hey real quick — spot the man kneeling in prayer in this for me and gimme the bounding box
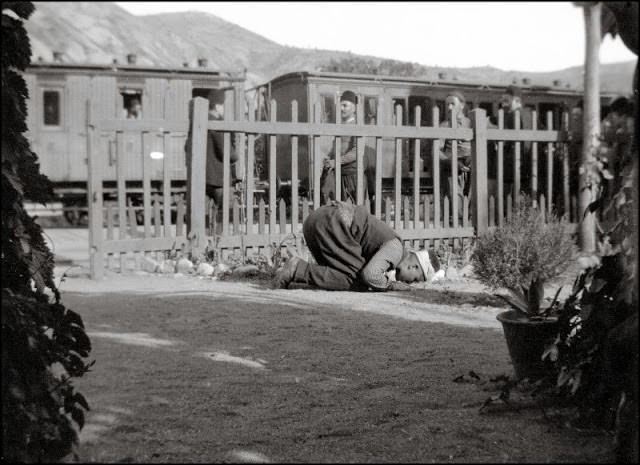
[274,201,443,291]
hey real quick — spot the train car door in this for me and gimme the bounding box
[66,75,91,182]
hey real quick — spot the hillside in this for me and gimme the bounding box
[25,1,635,93]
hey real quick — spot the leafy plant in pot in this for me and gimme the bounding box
[471,194,576,380]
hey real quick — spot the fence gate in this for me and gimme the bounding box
[88,97,577,279]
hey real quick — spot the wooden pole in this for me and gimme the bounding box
[579,2,601,252]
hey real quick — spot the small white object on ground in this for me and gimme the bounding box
[197,262,214,276]
[176,258,194,274]
[431,269,446,282]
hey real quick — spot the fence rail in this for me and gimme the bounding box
[87,97,576,279]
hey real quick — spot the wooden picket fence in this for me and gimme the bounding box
[87,97,577,279]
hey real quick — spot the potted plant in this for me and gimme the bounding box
[472,195,576,380]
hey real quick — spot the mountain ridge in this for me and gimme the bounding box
[25,2,635,94]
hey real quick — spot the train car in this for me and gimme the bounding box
[23,56,245,223]
[249,70,614,195]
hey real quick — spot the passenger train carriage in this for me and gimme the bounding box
[22,58,245,223]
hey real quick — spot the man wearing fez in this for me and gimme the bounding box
[496,85,531,195]
[438,91,472,209]
[185,90,238,209]
[321,90,372,205]
[274,200,442,291]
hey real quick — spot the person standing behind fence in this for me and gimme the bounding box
[497,86,532,198]
[437,91,472,217]
[321,90,371,205]
[185,90,238,208]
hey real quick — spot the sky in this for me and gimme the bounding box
[115,1,636,73]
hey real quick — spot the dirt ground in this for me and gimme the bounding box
[55,276,613,463]
[45,228,614,462]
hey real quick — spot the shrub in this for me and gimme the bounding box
[471,194,576,316]
[1,3,92,461]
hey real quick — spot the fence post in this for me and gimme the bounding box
[87,101,104,279]
[470,108,488,236]
[187,97,208,257]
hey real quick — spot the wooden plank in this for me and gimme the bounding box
[232,197,240,235]
[423,194,430,228]
[489,196,495,227]
[334,98,342,201]
[116,131,127,272]
[531,110,538,197]
[403,196,410,230]
[463,195,469,228]
[142,131,152,239]
[562,112,570,218]
[394,104,402,230]
[432,107,441,233]
[279,198,287,234]
[176,194,185,236]
[205,119,566,142]
[451,111,459,233]
[470,109,488,236]
[497,109,504,226]
[163,133,172,238]
[246,99,256,235]
[547,112,554,216]
[443,196,450,229]
[269,99,277,233]
[187,97,208,256]
[153,194,161,237]
[413,105,421,229]
[127,197,138,238]
[514,109,521,204]
[506,193,513,221]
[206,120,475,139]
[385,196,392,225]
[356,99,365,205]
[258,197,266,234]
[396,227,475,241]
[375,99,384,218]
[539,194,547,223]
[87,103,104,279]
[313,102,322,209]
[375,136,382,218]
[106,202,114,270]
[291,100,299,235]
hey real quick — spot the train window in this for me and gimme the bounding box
[391,98,407,125]
[192,88,210,99]
[120,89,143,119]
[363,96,378,125]
[320,94,335,123]
[43,89,61,127]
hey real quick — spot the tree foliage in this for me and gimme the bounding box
[318,56,430,77]
[1,3,93,462]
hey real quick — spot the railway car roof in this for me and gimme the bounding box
[26,61,245,81]
[260,70,611,98]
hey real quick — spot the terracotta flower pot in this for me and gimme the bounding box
[496,310,560,380]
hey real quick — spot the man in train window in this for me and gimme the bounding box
[321,90,373,206]
[438,91,472,215]
[273,200,443,291]
[126,98,142,120]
